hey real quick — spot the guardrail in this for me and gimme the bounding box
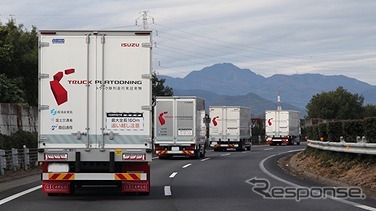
[0,148,38,176]
[307,138,376,155]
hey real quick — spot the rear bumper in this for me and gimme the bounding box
[156,150,195,156]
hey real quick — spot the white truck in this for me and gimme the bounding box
[154,96,207,159]
[265,110,301,145]
[38,30,153,195]
[209,106,252,151]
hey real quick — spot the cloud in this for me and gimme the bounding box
[1,0,375,85]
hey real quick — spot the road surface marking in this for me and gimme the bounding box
[169,172,178,178]
[164,186,172,196]
[264,148,273,151]
[182,164,192,169]
[247,149,376,211]
[152,156,159,160]
[0,185,41,206]
[221,153,231,157]
[201,158,210,162]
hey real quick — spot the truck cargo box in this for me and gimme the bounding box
[38,30,153,195]
[154,96,207,158]
[265,110,301,145]
[209,106,251,151]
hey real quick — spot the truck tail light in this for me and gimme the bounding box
[155,146,164,150]
[185,146,195,150]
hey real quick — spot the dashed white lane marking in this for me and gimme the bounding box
[201,158,210,162]
[152,157,159,160]
[221,153,231,157]
[182,164,192,169]
[264,148,274,151]
[0,185,41,206]
[164,186,172,196]
[169,172,178,178]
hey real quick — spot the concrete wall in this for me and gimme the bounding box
[0,103,38,135]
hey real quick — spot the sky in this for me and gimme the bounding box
[1,0,375,85]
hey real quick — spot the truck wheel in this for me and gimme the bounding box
[247,146,251,151]
[200,147,206,158]
[213,148,219,152]
[237,143,245,151]
[296,142,300,145]
[193,150,200,159]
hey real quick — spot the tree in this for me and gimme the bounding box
[306,86,364,120]
[0,19,38,105]
[152,72,173,96]
[363,104,376,118]
[0,73,25,103]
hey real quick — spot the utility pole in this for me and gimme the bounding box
[135,11,154,30]
[277,90,282,111]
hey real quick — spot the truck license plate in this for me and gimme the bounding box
[172,147,179,151]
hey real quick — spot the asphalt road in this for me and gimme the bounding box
[0,143,375,211]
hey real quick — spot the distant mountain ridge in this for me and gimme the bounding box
[161,63,376,116]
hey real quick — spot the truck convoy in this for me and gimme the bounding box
[209,106,252,151]
[38,30,153,195]
[154,96,207,159]
[265,110,301,145]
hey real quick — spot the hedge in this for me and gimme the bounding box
[306,117,376,143]
[0,130,37,150]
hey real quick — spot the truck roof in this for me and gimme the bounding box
[156,96,204,100]
[39,30,152,35]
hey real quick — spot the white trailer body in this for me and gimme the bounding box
[38,30,153,195]
[209,106,251,151]
[154,96,207,158]
[265,110,301,145]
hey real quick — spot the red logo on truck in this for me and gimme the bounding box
[158,111,168,125]
[212,116,219,126]
[267,118,273,126]
[50,68,75,105]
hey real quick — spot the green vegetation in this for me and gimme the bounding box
[152,72,173,96]
[306,86,376,120]
[306,117,376,143]
[0,131,37,150]
[0,19,38,106]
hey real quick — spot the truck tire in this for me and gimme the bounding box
[247,145,251,151]
[200,147,206,158]
[236,143,245,151]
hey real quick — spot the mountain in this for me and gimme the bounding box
[165,63,265,96]
[162,63,376,112]
[173,89,305,117]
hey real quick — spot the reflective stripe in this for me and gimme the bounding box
[47,173,74,180]
[43,173,147,181]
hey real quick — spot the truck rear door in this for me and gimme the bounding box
[39,31,152,150]
[176,98,195,144]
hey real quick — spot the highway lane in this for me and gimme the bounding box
[0,143,375,211]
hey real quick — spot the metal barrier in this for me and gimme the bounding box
[0,148,38,176]
[307,139,376,155]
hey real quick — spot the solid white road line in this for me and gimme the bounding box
[164,186,172,196]
[253,149,376,211]
[169,172,178,178]
[201,158,210,162]
[182,164,192,169]
[0,185,41,206]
